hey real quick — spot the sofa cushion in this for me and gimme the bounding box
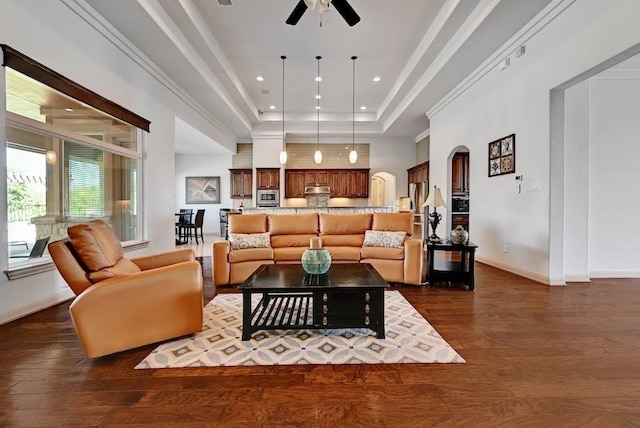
[229,247,274,263]
[229,232,271,250]
[87,257,142,283]
[320,234,365,247]
[271,234,317,248]
[363,230,406,248]
[361,246,404,260]
[268,213,318,235]
[229,213,268,234]
[319,213,372,235]
[273,247,307,262]
[325,246,361,261]
[67,219,125,271]
[372,212,413,235]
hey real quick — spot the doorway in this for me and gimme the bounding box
[448,146,470,235]
[370,172,396,207]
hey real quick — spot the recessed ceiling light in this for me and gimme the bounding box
[256,76,264,81]
[315,94,322,99]
[269,105,276,110]
[315,76,322,82]
[373,76,381,82]
[360,106,367,110]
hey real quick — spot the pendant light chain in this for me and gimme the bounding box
[349,56,358,164]
[279,55,288,164]
[314,55,323,164]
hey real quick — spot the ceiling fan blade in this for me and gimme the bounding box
[286,0,308,25]
[330,0,360,26]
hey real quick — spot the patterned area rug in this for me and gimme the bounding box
[135,290,465,368]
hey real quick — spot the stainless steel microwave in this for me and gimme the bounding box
[256,189,279,207]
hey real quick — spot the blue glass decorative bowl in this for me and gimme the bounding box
[301,248,332,274]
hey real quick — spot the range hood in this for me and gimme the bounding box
[304,186,331,194]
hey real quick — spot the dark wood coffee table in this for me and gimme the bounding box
[238,263,389,341]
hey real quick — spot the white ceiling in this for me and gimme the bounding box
[82,0,554,153]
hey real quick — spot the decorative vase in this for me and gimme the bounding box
[302,238,331,274]
[450,225,469,245]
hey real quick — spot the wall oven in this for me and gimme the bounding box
[256,189,280,207]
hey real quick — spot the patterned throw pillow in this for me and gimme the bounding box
[363,230,406,248]
[229,232,271,250]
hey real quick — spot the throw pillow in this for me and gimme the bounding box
[363,230,406,248]
[229,232,271,250]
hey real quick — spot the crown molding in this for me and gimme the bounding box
[61,0,238,146]
[384,0,502,132]
[426,0,576,118]
[177,0,260,121]
[377,0,460,121]
[415,128,430,143]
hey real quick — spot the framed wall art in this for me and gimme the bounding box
[185,176,220,204]
[488,133,515,177]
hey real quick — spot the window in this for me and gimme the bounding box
[3,45,150,270]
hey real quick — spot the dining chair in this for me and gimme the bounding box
[175,209,193,243]
[180,209,205,244]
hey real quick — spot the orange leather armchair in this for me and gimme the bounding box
[49,219,204,358]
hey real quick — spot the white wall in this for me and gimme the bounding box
[0,1,223,323]
[429,0,640,284]
[369,138,415,201]
[563,80,590,281]
[588,76,640,276]
[175,154,234,236]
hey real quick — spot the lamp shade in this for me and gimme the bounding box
[422,186,447,208]
[279,150,288,164]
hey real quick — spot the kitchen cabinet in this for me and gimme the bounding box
[256,168,280,189]
[304,170,329,186]
[348,170,369,198]
[452,153,469,194]
[329,170,349,197]
[285,169,369,199]
[407,162,428,185]
[230,169,252,199]
[451,214,469,233]
[284,170,305,198]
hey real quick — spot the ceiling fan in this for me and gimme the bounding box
[286,0,361,27]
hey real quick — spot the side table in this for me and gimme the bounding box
[426,240,478,291]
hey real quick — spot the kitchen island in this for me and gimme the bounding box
[243,206,395,215]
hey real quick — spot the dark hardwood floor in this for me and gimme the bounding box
[1,258,640,427]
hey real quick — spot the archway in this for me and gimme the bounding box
[447,146,470,236]
[370,171,396,207]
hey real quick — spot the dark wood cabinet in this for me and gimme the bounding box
[284,170,305,198]
[407,162,428,186]
[348,170,369,198]
[304,170,329,186]
[451,214,469,232]
[329,170,349,197]
[230,169,252,199]
[452,153,469,194]
[256,168,280,190]
[285,169,369,199]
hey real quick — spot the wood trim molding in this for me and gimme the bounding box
[1,44,151,132]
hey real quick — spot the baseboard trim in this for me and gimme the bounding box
[0,290,74,325]
[476,256,566,286]
[565,274,592,283]
[590,271,640,279]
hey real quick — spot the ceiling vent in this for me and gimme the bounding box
[217,0,232,5]
[261,89,270,95]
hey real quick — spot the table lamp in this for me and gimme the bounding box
[422,185,447,242]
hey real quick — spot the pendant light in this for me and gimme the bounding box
[314,55,323,164]
[349,56,358,164]
[279,55,288,164]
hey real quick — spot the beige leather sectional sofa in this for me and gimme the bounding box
[213,212,423,286]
